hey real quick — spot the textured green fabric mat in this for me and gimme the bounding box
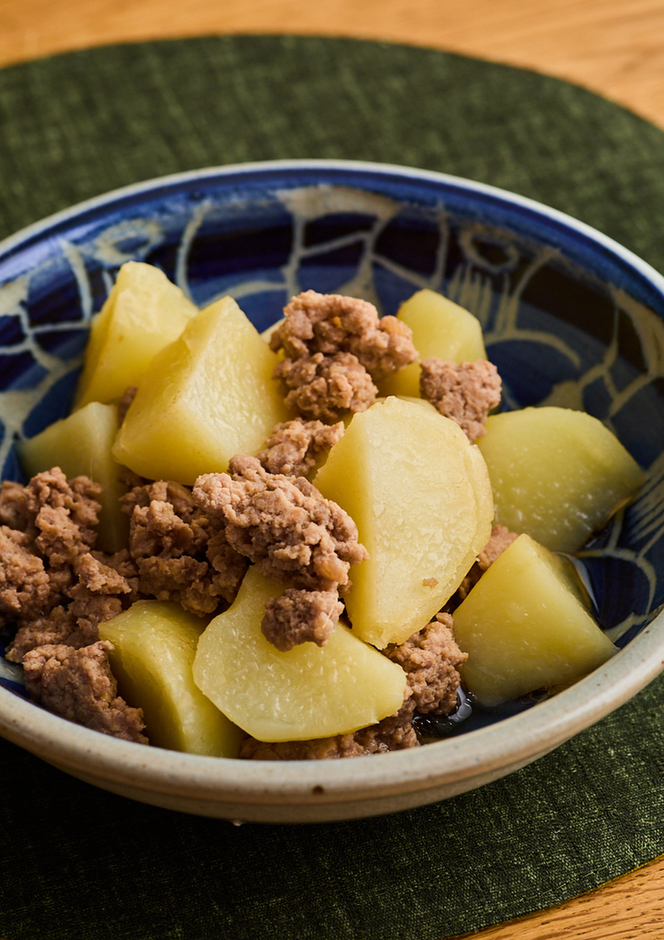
[1,35,664,940]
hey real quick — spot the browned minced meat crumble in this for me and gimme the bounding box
[123,478,247,617]
[420,358,502,443]
[193,454,367,651]
[258,418,344,477]
[0,469,145,742]
[274,352,378,424]
[22,640,148,744]
[270,290,418,422]
[0,290,509,758]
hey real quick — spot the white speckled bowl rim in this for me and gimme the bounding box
[1,160,663,823]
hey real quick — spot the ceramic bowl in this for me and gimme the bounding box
[1,160,663,823]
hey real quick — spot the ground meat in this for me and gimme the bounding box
[22,640,147,743]
[239,703,418,760]
[7,589,124,663]
[123,479,247,616]
[0,470,136,664]
[261,587,343,651]
[8,608,90,663]
[269,290,417,382]
[258,418,344,477]
[94,547,140,594]
[269,291,418,423]
[478,524,519,568]
[118,385,138,423]
[5,572,131,663]
[6,549,136,665]
[0,527,52,622]
[74,551,133,595]
[448,524,519,607]
[123,478,202,535]
[350,705,420,752]
[193,455,367,593]
[0,480,32,531]
[420,358,502,442]
[385,613,467,715]
[273,351,377,423]
[25,468,101,564]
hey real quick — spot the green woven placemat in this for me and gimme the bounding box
[1,35,664,940]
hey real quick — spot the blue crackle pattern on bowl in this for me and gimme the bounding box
[1,162,664,726]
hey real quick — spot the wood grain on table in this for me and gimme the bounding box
[1,1,663,937]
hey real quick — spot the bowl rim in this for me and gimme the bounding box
[1,158,663,811]
[3,157,664,300]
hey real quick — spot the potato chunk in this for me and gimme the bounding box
[379,289,487,398]
[453,533,617,706]
[192,568,407,743]
[17,401,127,553]
[477,406,646,552]
[99,600,243,756]
[75,261,198,408]
[314,396,493,647]
[112,296,291,484]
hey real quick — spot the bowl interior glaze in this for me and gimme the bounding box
[1,160,663,822]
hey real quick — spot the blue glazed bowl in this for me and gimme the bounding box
[1,160,663,822]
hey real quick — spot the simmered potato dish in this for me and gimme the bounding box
[1,265,644,759]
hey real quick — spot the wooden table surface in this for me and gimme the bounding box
[1,1,664,937]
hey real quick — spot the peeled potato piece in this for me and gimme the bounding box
[193,568,407,743]
[314,396,493,648]
[99,600,243,756]
[453,533,617,706]
[17,401,127,553]
[112,296,291,484]
[379,289,487,398]
[75,261,198,409]
[477,406,645,553]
